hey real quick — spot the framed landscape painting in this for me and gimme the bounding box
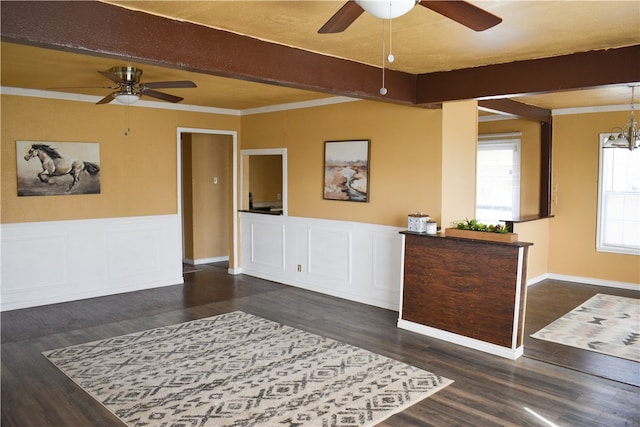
[16,141,101,196]
[323,139,370,202]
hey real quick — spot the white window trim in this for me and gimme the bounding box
[476,135,521,222]
[596,133,640,255]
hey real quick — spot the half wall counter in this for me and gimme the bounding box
[398,231,532,359]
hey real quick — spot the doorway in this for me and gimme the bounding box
[177,128,238,274]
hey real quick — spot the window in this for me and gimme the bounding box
[597,134,640,254]
[476,135,521,224]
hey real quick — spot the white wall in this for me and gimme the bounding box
[1,215,183,311]
[240,212,404,310]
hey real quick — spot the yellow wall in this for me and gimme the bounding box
[478,119,541,217]
[441,100,478,229]
[241,100,443,227]
[549,111,639,284]
[190,133,231,260]
[1,95,240,223]
[3,94,637,286]
[241,101,637,286]
[513,218,550,281]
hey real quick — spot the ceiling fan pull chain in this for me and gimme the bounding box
[124,104,132,136]
[380,18,387,96]
[388,15,394,63]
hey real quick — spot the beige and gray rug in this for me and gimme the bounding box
[43,311,453,426]
[531,294,639,362]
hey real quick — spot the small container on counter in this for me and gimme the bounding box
[407,212,430,233]
[425,221,438,235]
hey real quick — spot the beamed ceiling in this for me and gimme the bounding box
[1,1,639,118]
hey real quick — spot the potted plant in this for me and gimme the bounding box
[445,218,517,243]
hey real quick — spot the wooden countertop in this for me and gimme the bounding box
[400,230,533,247]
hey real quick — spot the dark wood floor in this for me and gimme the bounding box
[2,265,639,426]
[524,279,640,387]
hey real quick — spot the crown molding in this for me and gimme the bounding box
[1,86,362,116]
[1,86,242,115]
[552,103,640,116]
[241,96,360,115]
[478,103,640,122]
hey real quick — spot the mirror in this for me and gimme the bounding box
[240,148,287,215]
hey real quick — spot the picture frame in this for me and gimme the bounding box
[323,139,370,202]
[16,141,101,196]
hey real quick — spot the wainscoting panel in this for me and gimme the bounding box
[1,215,183,311]
[307,227,351,283]
[240,213,403,310]
[372,233,404,293]
[107,228,162,279]
[250,221,285,270]
[2,231,68,291]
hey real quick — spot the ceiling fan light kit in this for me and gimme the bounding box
[355,0,418,19]
[319,1,502,34]
[115,93,141,105]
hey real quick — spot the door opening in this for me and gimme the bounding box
[177,128,238,274]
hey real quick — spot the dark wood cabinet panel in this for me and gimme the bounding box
[401,232,530,352]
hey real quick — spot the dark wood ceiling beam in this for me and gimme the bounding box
[478,99,551,123]
[0,0,417,104]
[416,45,640,105]
[2,1,638,109]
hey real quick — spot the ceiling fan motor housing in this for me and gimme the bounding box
[110,66,142,84]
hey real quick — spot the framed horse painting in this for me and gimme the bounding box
[16,141,101,196]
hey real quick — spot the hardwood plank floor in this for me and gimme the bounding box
[2,265,638,426]
[524,279,640,387]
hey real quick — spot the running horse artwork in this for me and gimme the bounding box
[19,142,101,195]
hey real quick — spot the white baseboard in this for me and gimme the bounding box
[526,274,548,286]
[529,273,639,292]
[183,256,229,265]
[397,319,524,360]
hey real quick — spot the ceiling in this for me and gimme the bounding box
[1,1,639,113]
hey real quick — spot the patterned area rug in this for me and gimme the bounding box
[531,294,639,362]
[43,311,453,426]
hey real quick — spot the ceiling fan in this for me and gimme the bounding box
[95,66,197,105]
[318,0,502,33]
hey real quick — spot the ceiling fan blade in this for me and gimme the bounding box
[98,70,126,84]
[419,1,502,31]
[141,88,183,103]
[96,92,116,105]
[142,80,197,89]
[318,1,365,34]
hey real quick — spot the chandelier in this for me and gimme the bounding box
[606,86,639,151]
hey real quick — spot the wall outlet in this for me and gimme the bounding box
[213,177,218,184]
[297,264,301,272]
